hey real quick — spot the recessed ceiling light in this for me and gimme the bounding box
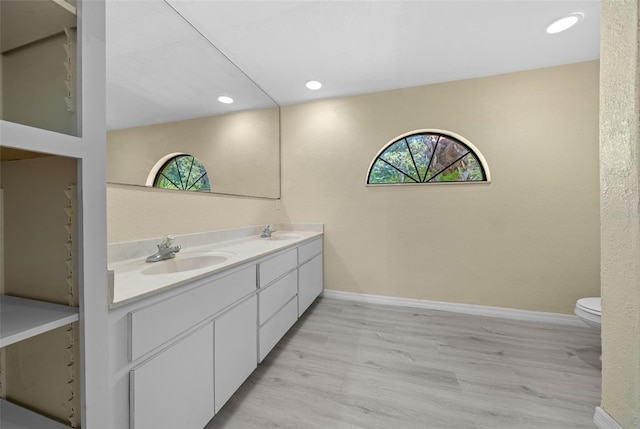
[546,13,584,34]
[217,95,234,104]
[305,80,322,90]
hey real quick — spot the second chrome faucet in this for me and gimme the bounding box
[146,235,181,262]
[260,225,274,238]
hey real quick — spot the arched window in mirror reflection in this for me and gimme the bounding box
[153,154,211,192]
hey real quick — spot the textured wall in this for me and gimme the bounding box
[280,61,600,314]
[600,1,640,427]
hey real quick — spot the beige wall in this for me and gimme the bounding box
[600,1,640,427]
[107,183,284,243]
[107,61,600,315]
[280,61,600,314]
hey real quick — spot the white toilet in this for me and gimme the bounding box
[574,297,601,330]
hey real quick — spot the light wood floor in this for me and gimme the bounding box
[206,297,602,429]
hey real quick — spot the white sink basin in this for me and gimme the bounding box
[141,253,229,275]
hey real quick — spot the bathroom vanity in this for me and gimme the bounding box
[107,225,323,429]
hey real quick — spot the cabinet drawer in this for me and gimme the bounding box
[129,265,255,361]
[259,270,297,326]
[258,248,297,287]
[298,238,322,263]
[130,323,214,429]
[258,296,297,362]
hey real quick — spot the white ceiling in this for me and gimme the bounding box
[106,0,600,131]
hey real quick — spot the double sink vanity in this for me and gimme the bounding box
[107,224,323,429]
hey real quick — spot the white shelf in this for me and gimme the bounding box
[0,295,79,348]
[1,398,69,429]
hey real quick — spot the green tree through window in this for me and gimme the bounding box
[367,132,488,184]
[154,154,211,191]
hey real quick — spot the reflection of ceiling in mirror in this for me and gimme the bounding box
[105,0,276,131]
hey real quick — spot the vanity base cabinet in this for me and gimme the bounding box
[214,295,257,414]
[298,253,323,317]
[130,323,214,429]
[112,234,324,428]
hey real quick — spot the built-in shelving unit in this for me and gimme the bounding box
[0,0,109,426]
[1,398,70,429]
[0,295,79,348]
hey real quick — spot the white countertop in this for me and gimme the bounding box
[108,225,323,307]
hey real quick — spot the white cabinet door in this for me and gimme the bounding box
[130,323,214,429]
[298,254,323,317]
[214,295,257,414]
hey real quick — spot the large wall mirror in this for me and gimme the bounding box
[106,1,280,199]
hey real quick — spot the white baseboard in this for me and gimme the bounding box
[321,290,586,326]
[594,407,623,429]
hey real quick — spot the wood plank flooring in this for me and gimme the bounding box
[205,297,601,429]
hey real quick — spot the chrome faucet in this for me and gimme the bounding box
[260,225,274,238]
[146,235,181,262]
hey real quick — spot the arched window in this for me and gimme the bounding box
[152,154,211,191]
[367,130,490,185]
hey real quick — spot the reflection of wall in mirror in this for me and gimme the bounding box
[107,107,280,199]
